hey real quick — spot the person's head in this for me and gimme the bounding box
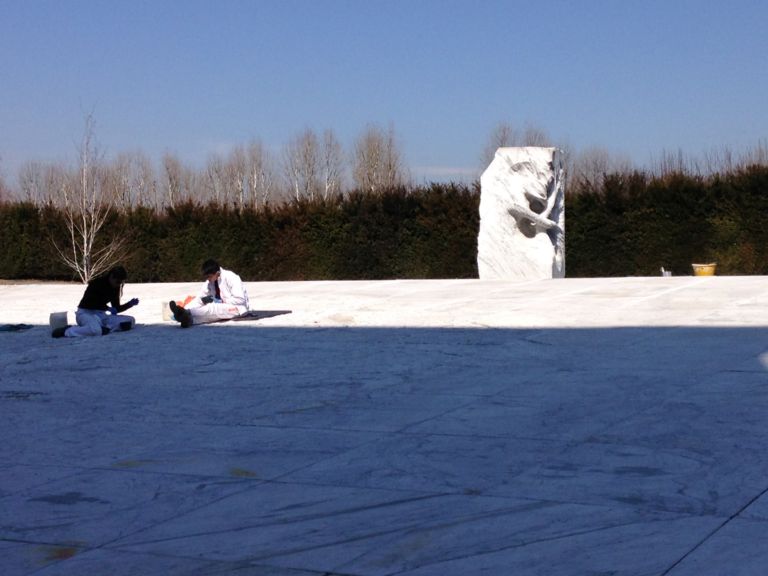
[201,259,221,281]
[108,266,128,288]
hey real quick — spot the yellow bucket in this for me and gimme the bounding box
[692,263,717,276]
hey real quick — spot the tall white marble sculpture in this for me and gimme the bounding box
[477,147,565,280]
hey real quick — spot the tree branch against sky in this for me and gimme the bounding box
[51,114,126,283]
[352,124,405,194]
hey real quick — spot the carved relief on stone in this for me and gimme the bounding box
[477,147,565,280]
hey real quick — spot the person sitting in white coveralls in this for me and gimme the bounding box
[52,265,139,338]
[169,259,249,328]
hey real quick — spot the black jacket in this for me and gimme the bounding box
[77,275,129,312]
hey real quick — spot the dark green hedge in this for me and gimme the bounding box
[1,170,766,282]
[566,165,768,276]
[0,183,480,282]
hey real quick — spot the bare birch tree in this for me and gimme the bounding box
[321,129,344,200]
[352,124,404,193]
[103,151,158,211]
[19,161,67,206]
[130,151,157,209]
[283,129,320,202]
[53,114,126,282]
[246,140,275,209]
[226,145,248,211]
[104,154,132,211]
[205,153,226,205]
[162,152,183,208]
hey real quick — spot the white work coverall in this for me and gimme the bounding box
[67,309,135,337]
[184,267,250,325]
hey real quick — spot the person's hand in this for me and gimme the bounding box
[126,297,139,309]
[108,306,118,315]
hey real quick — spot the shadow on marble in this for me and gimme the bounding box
[663,517,768,576]
[112,482,704,576]
[2,324,767,576]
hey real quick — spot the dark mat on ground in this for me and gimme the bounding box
[232,310,293,321]
[0,324,33,332]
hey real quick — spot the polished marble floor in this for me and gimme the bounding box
[1,276,767,575]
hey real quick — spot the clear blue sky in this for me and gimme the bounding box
[1,0,766,185]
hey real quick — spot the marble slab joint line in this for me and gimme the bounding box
[660,483,768,575]
[382,518,676,576]
[396,398,485,434]
[112,494,446,557]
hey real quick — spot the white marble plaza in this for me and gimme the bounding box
[1,276,767,575]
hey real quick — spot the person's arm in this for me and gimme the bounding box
[188,281,213,306]
[110,287,140,313]
[223,273,248,307]
[201,280,215,299]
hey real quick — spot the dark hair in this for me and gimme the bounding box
[201,259,221,276]
[109,266,128,281]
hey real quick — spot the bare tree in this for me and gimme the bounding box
[162,153,182,208]
[700,142,768,175]
[103,151,158,211]
[481,121,553,168]
[130,151,157,210]
[352,124,404,193]
[651,148,696,178]
[103,153,132,212]
[19,161,46,204]
[226,145,248,211]
[161,152,198,207]
[649,142,768,179]
[321,129,344,200]
[283,129,320,202]
[0,158,8,202]
[183,164,201,204]
[573,147,611,190]
[204,154,226,205]
[19,161,68,206]
[246,140,275,209]
[567,146,633,193]
[53,114,126,283]
[742,139,768,167]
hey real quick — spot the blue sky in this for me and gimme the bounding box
[1,0,766,185]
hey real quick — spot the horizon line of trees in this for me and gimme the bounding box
[1,115,766,282]
[3,165,768,283]
[1,121,408,212]
[1,117,766,210]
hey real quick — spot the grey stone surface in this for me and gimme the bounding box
[1,277,767,574]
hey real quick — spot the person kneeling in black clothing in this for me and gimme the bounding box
[52,266,140,338]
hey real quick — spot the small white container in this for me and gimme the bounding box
[49,311,69,330]
[161,301,172,321]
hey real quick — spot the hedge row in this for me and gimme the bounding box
[0,183,480,282]
[566,166,768,276]
[1,169,766,282]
